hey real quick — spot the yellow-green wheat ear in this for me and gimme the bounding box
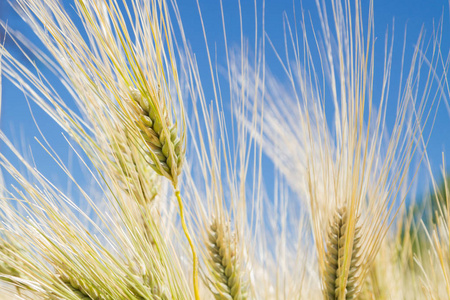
[207,219,248,300]
[324,207,363,300]
[0,243,21,281]
[127,273,171,300]
[130,88,184,187]
[129,87,198,298]
[111,132,160,205]
[54,269,103,300]
[0,241,26,299]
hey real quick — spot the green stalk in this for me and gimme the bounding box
[175,189,200,300]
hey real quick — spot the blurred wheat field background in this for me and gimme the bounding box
[0,0,449,299]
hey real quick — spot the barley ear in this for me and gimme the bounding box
[207,219,248,300]
[324,207,363,300]
[0,243,22,282]
[54,268,106,300]
[127,273,171,300]
[130,88,184,187]
[0,242,33,300]
[111,130,160,205]
[129,88,198,298]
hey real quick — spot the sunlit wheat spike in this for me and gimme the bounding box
[110,129,160,205]
[0,242,22,281]
[128,85,197,296]
[127,273,171,300]
[130,88,184,187]
[324,207,363,300]
[0,241,31,297]
[55,268,107,300]
[206,219,248,300]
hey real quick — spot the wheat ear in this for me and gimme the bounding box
[111,130,160,205]
[0,242,29,298]
[127,272,172,300]
[111,130,161,245]
[324,207,363,300]
[130,88,184,187]
[0,243,22,282]
[55,268,107,300]
[130,88,199,299]
[207,219,248,300]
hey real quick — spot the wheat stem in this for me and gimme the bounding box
[175,189,199,300]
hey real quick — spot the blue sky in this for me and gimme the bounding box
[0,0,449,197]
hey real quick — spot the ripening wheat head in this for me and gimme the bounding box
[304,3,438,300]
[248,0,440,299]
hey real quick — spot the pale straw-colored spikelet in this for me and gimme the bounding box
[0,243,21,281]
[109,125,164,247]
[54,268,107,300]
[324,207,363,300]
[129,87,184,187]
[110,128,160,205]
[127,272,171,300]
[125,239,178,300]
[207,219,248,300]
[0,0,196,295]
[0,242,31,298]
[127,86,199,298]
